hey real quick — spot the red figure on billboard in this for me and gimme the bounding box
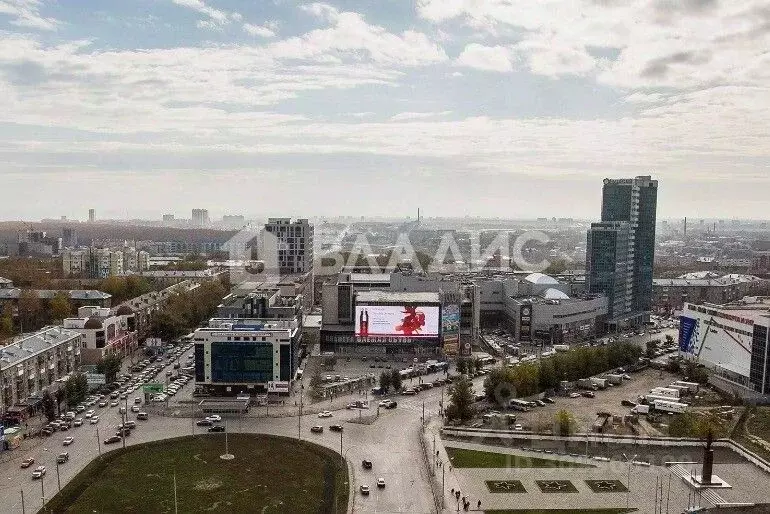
[359,309,369,336]
[396,306,426,335]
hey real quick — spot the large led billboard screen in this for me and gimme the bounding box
[355,305,439,338]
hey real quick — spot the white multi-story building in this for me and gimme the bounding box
[62,247,147,278]
[62,306,138,364]
[0,327,82,420]
[264,218,314,274]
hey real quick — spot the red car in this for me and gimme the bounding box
[20,458,35,469]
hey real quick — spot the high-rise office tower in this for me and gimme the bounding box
[88,209,95,223]
[587,176,658,328]
[191,209,210,226]
[263,218,314,274]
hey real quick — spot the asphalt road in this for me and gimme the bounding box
[0,365,455,514]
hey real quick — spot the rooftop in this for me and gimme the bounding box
[348,273,391,284]
[0,326,81,371]
[355,290,440,304]
[654,274,765,287]
[0,289,111,300]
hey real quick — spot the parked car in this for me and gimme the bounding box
[513,424,523,431]
[208,425,225,433]
[90,415,100,424]
[329,424,343,432]
[207,415,222,422]
[377,478,386,488]
[581,391,595,398]
[137,412,149,421]
[62,437,74,446]
[196,419,213,426]
[568,392,581,398]
[542,397,555,404]
[20,458,34,469]
[362,460,373,469]
[310,426,323,434]
[360,485,370,495]
[104,435,122,444]
[32,466,47,479]
[318,411,333,418]
[73,418,83,427]
[131,405,140,413]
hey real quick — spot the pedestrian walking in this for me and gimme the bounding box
[451,488,454,495]
[477,500,481,510]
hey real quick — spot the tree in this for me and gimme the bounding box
[54,388,65,416]
[64,373,88,408]
[309,372,324,400]
[390,368,402,392]
[17,289,41,331]
[379,371,392,392]
[466,358,476,375]
[0,303,14,338]
[668,412,726,438]
[42,390,57,422]
[446,376,475,422]
[96,354,122,384]
[455,359,467,375]
[554,409,576,436]
[483,368,516,406]
[50,292,72,322]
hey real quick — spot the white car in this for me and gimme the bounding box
[90,415,100,424]
[568,392,581,398]
[63,436,74,446]
[85,410,95,419]
[110,400,119,407]
[207,414,222,422]
[514,424,523,431]
[377,478,385,488]
[318,411,333,418]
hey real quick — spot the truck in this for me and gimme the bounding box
[650,387,680,399]
[577,378,597,390]
[645,394,687,405]
[509,399,531,412]
[590,377,608,389]
[604,374,623,385]
[553,344,570,352]
[631,404,650,415]
[668,384,690,395]
[652,399,688,413]
[673,381,700,393]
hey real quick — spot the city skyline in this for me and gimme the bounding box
[1,1,769,219]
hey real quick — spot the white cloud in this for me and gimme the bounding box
[268,11,447,66]
[512,38,596,77]
[300,3,340,22]
[390,111,452,121]
[0,0,58,30]
[455,43,511,72]
[243,22,277,38]
[171,0,243,28]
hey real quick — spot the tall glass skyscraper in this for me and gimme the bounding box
[587,176,658,328]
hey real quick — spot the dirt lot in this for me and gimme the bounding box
[490,368,683,434]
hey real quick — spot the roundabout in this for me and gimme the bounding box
[43,434,349,513]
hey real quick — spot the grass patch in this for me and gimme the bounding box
[535,480,579,493]
[446,447,594,469]
[485,510,637,514]
[486,480,527,493]
[585,480,628,493]
[45,434,348,513]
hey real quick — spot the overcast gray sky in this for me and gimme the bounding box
[1,1,768,221]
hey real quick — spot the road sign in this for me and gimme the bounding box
[143,383,163,393]
[85,373,106,386]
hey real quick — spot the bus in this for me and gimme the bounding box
[509,399,531,412]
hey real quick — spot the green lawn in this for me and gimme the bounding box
[446,447,594,469]
[485,510,636,514]
[45,434,348,513]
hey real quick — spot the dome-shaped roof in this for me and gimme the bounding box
[525,272,559,285]
[84,317,103,329]
[542,288,570,300]
[115,305,134,315]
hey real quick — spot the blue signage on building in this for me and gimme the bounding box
[679,316,697,354]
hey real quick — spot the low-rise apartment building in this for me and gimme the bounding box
[62,306,138,364]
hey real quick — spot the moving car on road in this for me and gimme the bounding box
[57,452,69,464]
[360,485,370,495]
[104,435,122,444]
[329,424,343,432]
[20,458,34,468]
[310,426,323,434]
[196,419,213,427]
[362,460,372,469]
[318,411,333,418]
[63,437,74,446]
[377,478,386,488]
[208,425,225,432]
[32,466,46,479]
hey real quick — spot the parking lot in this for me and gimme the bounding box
[479,368,684,434]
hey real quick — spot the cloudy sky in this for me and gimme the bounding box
[0,0,768,221]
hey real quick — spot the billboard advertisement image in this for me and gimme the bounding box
[356,305,439,338]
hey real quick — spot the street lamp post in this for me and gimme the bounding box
[20,489,25,514]
[96,426,102,457]
[40,472,45,512]
[55,460,61,492]
[627,454,638,510]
